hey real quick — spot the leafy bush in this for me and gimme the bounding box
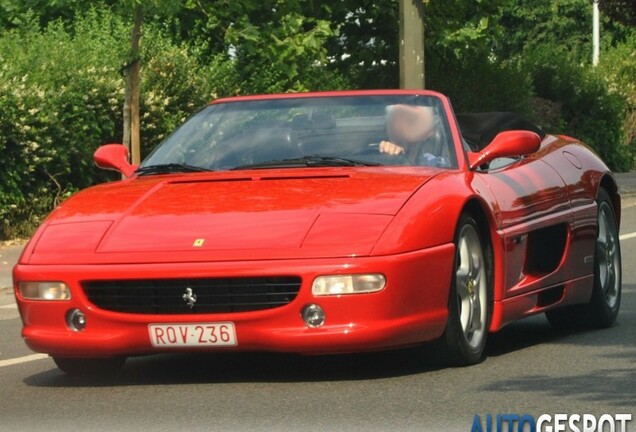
[524,47,632,171]
[599,38,636,163]
[0,9,217,239]
[0,12,127,238]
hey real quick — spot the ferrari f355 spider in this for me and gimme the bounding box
[13,90,622,374]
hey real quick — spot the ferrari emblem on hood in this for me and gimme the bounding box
[193,238,205,247]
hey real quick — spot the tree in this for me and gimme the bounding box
[497,0,596,61]
[119,1,185,165]
[496,0,633,62]
[399,0,426,89]
[122,4,142,165]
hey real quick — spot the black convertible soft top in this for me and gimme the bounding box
[456,112,545,152]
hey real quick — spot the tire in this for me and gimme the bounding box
[544,304,585,329]
[546,188,621,329]
[439,213,493,366]
[53,356,126,376]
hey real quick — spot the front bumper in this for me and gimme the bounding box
[14,245,454,357]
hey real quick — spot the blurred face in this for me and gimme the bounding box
[387,105,435,145]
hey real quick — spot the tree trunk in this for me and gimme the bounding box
[122,69,132,156]
[399,0,426,89]
[123,5,143,166]
[130,5,143,165]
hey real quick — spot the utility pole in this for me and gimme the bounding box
[593,0,600,66]
[399,0,426,89]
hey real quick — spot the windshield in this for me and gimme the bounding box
[141,95,457,172]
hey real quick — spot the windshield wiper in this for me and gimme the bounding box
[136,163,213,176]
[231,156,381,170]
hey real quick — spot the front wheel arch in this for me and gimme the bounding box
[461,199,497,308]
[461,199,495,255]
[599,174,621,229]
[437,208,495,366]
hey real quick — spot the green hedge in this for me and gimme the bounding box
[0,9,215,239]
[523,48,633,171]
[427,53,534,116]
[427,48,632,172]
[599,38,636,163]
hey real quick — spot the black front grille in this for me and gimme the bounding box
[82,276,302,314]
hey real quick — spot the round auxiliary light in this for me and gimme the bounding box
[302,304,325,328]
[66,309,86,332]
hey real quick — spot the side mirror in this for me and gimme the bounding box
[94,144,138,178]
[468,130,541,170]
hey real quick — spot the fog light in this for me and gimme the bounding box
[302,304,325,328]
[66,309,86,332]
[19,282,71,300]
[312,274,386,296]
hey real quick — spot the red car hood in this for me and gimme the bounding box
[24,168,438,264]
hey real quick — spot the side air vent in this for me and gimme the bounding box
[536,286,565,308]
[525,223,568,275]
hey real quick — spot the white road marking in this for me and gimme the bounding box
[620,232,636,241]
[0,353,48,368]
[0,303,17,309]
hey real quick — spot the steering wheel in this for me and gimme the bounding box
[353,143,414,166]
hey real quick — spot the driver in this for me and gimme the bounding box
[380,104,444,166]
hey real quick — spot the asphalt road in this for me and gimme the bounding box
[1,188,635,432]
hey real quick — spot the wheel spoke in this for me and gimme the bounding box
[599,256,608,288]
[458,293,470,332]
[458,238,470,275]
[456,237,470,298]
[462,297,473,332]
[606,274,616,299]
[596,238,605,255]
[470,249,481,279]
[456,267,469,286]
[606,252,617,298]
[607,236,616,259]
[456,279,469,301]
[469,295,482,332]
[595,202,621,311]
[598,211,608,244]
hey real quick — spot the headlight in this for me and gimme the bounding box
[312,274,386,296]
[19,282,71,300]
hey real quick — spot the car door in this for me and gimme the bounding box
[475,148,572,299]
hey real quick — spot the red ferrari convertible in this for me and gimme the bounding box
[13,90,622,374]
